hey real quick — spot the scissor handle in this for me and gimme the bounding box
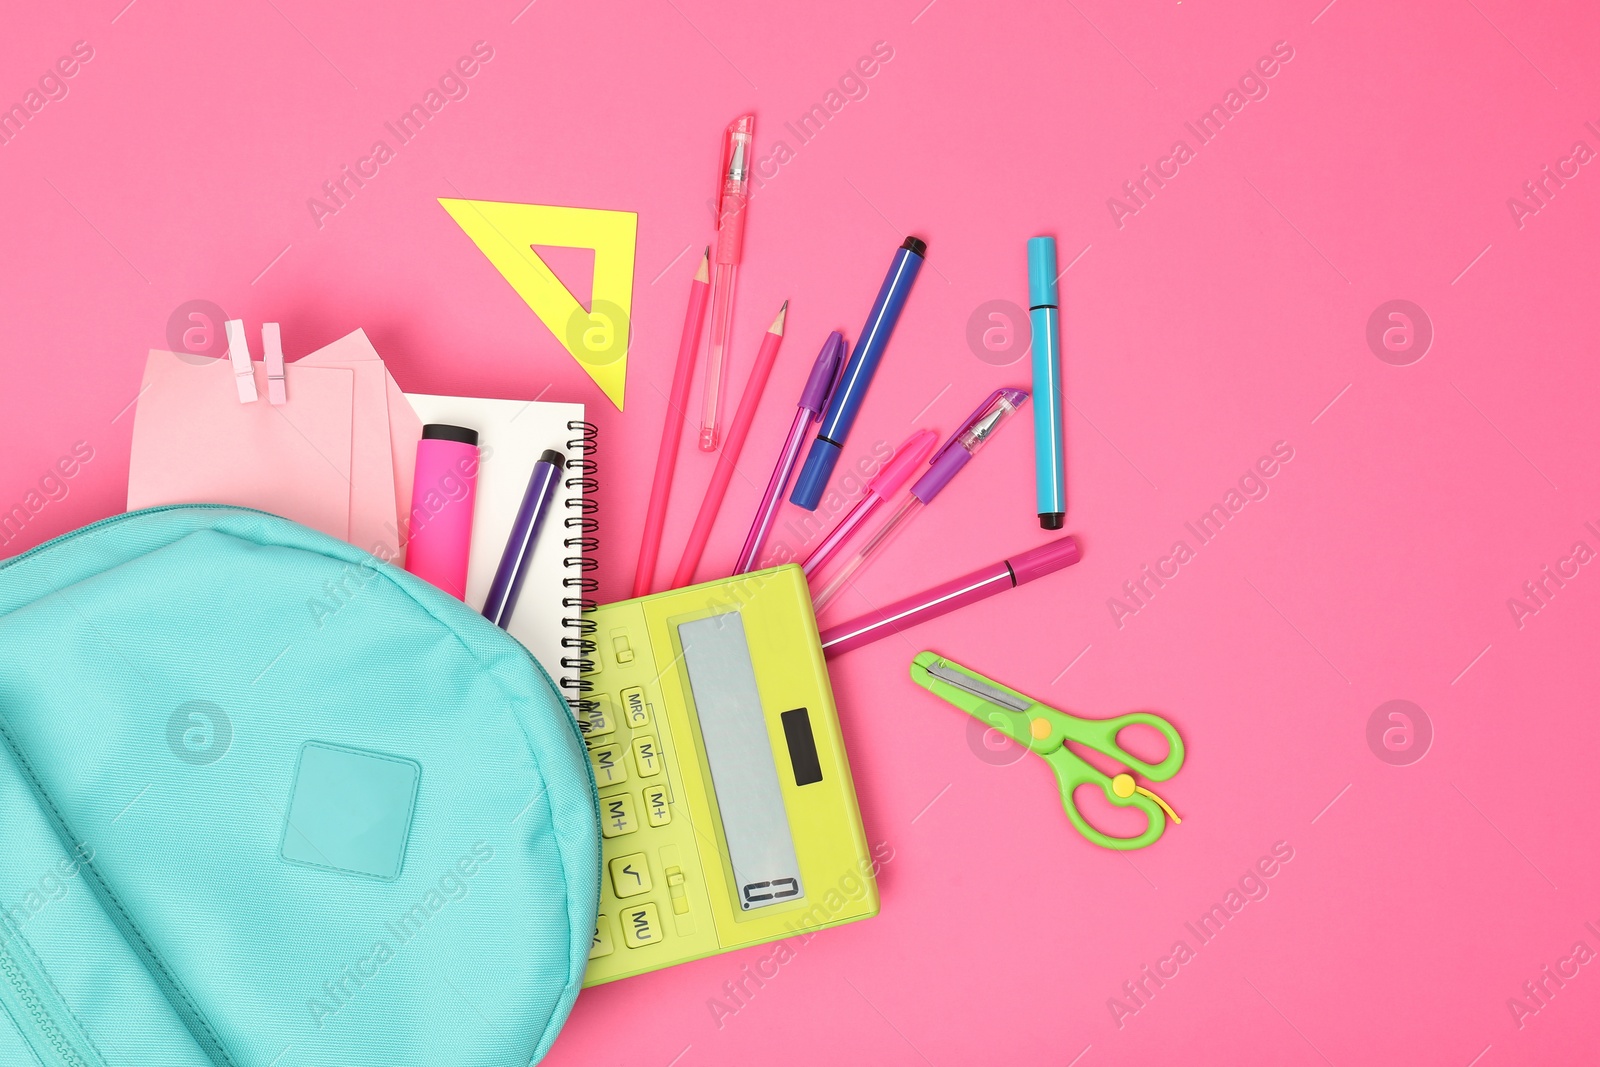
[1044,711,1183,850]
[1058,711,1184,783]
[1052,766,1168,850]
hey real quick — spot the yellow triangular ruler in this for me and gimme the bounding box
[440,198,636,410]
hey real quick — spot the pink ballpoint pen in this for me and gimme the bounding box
[812,387,1029,614]
[700,114,754,452]
[801,427,939,579]
[733,331,847,574]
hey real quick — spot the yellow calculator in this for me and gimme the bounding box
[578,564,878,985]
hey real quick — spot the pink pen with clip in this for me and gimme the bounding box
[700,114,754,452]
[801,428,938,579]
[811,387,1029,613]
[733,330,847,574]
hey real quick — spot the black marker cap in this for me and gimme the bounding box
[422,424,478,446]
[1039,513,1065,531]
[901,235,927,258]
[538,449,566,467]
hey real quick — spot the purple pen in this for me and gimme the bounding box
[482,448,566,629]
[733,331,847,574]
[811,387,1029,613]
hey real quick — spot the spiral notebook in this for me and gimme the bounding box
[404,393,596,711]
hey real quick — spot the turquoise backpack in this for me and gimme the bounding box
[0,506,600,1067]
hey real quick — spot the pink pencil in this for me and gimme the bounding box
[634,249,711,598]
[672,302,788,588]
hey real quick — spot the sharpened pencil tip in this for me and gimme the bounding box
[694,248,710,283]
[771,301,788,333]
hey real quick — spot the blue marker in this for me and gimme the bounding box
[1028,236,1065,529]
[790,236,926,510]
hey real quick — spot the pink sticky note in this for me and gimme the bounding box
[128,350,354,540]
[295,328,418,558]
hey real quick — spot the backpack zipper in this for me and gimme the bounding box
[0,505,272,1067]
[0,503,273,575]
[0,922,105,1067]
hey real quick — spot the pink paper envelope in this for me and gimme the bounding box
[386,373,422,545]
[128,350,355,540]
[294,328,421,558]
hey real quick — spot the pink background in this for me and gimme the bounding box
[3,0,1599,1063]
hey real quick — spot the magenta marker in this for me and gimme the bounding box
[820,536,1081,656]
[801,428,938,579]
[404,424,480,599]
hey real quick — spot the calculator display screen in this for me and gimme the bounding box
[677,612,805,910]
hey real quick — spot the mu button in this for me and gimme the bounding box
[621,903,662,948]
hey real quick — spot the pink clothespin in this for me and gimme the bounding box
[263,323,286,405]
[225,319,258,404]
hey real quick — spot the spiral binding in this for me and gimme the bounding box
[561,420,599,715]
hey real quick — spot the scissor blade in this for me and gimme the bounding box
[924,660,1032,712]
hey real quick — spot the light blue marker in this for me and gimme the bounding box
[1028,236,1065,529]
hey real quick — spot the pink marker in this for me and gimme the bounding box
[404,424,480,599]
[801,428,938,579]
[819,536,1081,656]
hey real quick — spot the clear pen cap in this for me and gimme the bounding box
[952,387,1027,454]
[723,114,754,184]
[910,387,1029,503]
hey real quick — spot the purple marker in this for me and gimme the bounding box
[482,449,565,629]
[733,331,847,574]
[811,388,1028,613]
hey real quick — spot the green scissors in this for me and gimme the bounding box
[909,651,1185,850]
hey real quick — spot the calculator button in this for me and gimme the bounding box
[599,792,638,838]
[609,853,653,898]
[620,687,650,727]
[611,632,634,664]
[620,903,662,948]
[632,734,663,777]
[589,744,627,786]
[580,694,615,738]
[589,915,614,958]
[643,784,671,826]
